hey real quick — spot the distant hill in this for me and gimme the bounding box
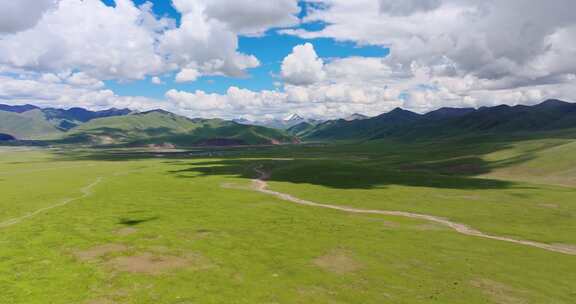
[4,100,576,145]
[344,113,370,121]
[0,104,39,113]
[0,104,132,139]
[0,104,293,145]
[299,99,576,141]
[0,133,16,141]
[424,107,475,120]
[301,108,421,140]
[0,109,63,139]
[41,107,132,130]
[60,110,295,146]
[286,121,316,137]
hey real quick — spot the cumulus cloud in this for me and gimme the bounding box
[0,74,160,111]
[270,0,576,116]
[202,0,300,35]
[181,41,575,119]
[0,0,57,33]
[151,76,163,85]
[0,0,168,80]
[290,0,576,88]
[165,87,290,118]
[0,0,293,81]
[159,0,261,78]
[281,43,326,86]
[175,68,201,83]
[0,0,301,117]
[379,0,441,16]
[65,72,105,89]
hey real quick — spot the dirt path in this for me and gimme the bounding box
[0,177,103,229]
[252,167,576,256]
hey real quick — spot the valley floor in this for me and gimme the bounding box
[1,138,576,303]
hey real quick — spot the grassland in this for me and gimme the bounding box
[1,135,576,303]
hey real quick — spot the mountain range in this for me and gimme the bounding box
[234,112,371,130]
[295,99,576,141]
[234,113,324,130]
[2,99,576,146]
[0,105,294,146]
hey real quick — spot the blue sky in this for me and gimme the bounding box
[102,0,389,99]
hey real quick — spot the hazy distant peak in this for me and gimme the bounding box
[345,113,369,121]
[284,113,304,121]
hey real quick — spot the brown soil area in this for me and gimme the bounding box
[470,279,527,304]
[313,249,361,274]
[107,252,211,275]
[115,227,138,236]
[75,244,128,262]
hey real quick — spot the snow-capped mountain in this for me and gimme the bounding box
[284,113,304,122]
[235,113,321,130]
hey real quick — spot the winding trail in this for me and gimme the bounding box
[252,167,576,256]
[0,177,104,229]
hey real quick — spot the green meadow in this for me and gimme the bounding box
[1,136,576,303]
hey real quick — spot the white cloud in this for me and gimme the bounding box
[0,74,160,111]
[201,0,300,35]
[0,0,302,117]
[0,0,290,82]
[144,38,576,119]
[0,0,57,33]
[281,43,326,86]
[266,0,576,117]
[159,0,261,78]
[289,0,576,90]
[379,0,441,16]
[175,68,201,83]
[165,87,288,118]
[0,0,168,80]
[151,76,163,85]
[65,72,104,89]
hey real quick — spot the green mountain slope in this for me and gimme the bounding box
[286,122,316,137]
[482,135,576,186]
[0,104,131,139]
[62,110,294,146]
[301,99,576,141]
[40,107,131,130]
[303,108,421,140]
[0,109,63,139]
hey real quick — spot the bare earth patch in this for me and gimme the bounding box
[75,244,129,262]
[107,252,211,275]
[220,182,250,190]
[115,227,138,236]
[108,253,188,274]
[414,223,448,231]
[313,249,361,274]
[552,243,576,253]
[470,279,527,304]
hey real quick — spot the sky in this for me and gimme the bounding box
[0,0,575,120]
